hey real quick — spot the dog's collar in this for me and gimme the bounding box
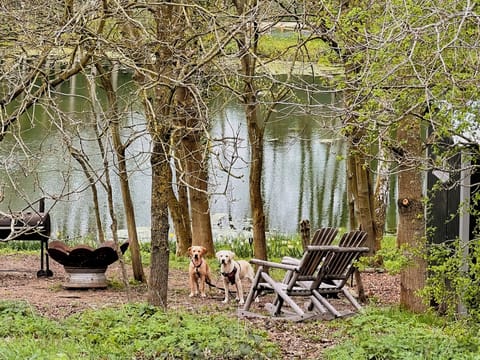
[222,265,238,285]
[191,258,203,267]
[191,259,203,274]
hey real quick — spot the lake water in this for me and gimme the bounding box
[0,72,395,242]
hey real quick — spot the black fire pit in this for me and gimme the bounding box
[47,240,129,289]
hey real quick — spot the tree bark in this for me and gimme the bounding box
[170,166,192,256]
[300,219,311,251]
[397,115,427,313]
[347,137,378,256]
[347,155,359,230]
[373,140,391,263]
[184,131,214,255]
[247,101,268,261]
[355,154,377,255]
[68,147,105,244]
[233,2,268,261]
[342,44,378,255]
[97,64,146,282]
[148,139,171,307]
[174,85,214,256]
[167,110,192,257]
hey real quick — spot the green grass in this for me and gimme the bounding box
[0,301,279,359]
[0,241,42,254]
[258,31,333,64]
[213,30,334,65]
[355,233,409,274]
[324,307,480,360]
[2,301,480,359]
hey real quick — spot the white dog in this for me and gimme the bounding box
[216,250,255,305]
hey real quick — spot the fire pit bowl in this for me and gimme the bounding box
[47,240,129,289]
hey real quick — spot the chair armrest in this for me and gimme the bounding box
[250,258,298,271]
[281,256,301,265]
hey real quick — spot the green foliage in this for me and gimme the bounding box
[122,239,175,267]
[421,239,480,321]
[258,31,332,63]
[0,301,279,359]
[213,232,304,259]
[202,29,332,66]
[356,234,411,274]
[169,251,190,271]
[215,235,254,258]
[266,233,304,259]
[324,307,480,360]
[0,241,41,254]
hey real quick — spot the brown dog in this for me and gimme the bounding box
[188,246,212,298]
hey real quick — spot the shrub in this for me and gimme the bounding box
[421,238,480,321]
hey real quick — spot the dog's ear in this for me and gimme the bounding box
[200,246,207,254]
[228,250,235,259]
[188,247,192,254]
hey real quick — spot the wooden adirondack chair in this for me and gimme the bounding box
[239,229,368,322]
[304,229,368,318]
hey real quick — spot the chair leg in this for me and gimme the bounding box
[243,266,263,311]
[342,288,363,310]
[331,279,363,311]
[262,272,305,316]
[308,295,328,313]
[312,290,342,317]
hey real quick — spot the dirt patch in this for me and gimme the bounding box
[0,253,399,358]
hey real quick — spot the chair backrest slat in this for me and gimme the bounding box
[308,230,367,288]
[298,227,338,276]
[325,230,367,278]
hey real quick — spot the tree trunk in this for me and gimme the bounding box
[397,114,427,313]
[174,85,214,256]
[170,170,192,256]
[347,155,359,230]
[341,31,378,251]
[148,139,171,308]
[111,129,146,282]
[347,142,378,256]
[171,136,192,257]
[373,140,391,263]
[300,219,311,251]
[355,154,377,255]
[233,1,268,261]
[247,101,267,261]
[68,148,104,244]
[97,64,146,282]
[184,132,214,255]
